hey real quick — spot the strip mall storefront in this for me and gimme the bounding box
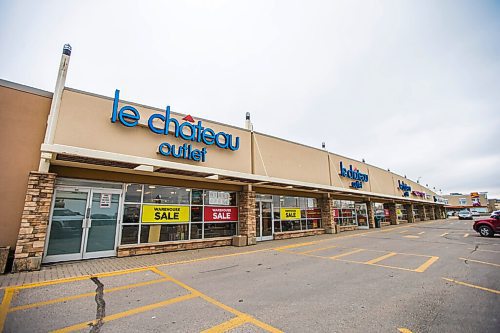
[0,46,446,272]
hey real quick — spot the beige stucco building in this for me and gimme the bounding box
[444,192,490,213]
[0,46,446,272]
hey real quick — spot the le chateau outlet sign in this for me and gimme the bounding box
[111,90,240,162]
[339,161,369,189]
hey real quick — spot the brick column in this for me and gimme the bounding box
[384,203,398,225]
[12,172,56,272]
[238,187,256,245]
[365,201,375,228]
[319,194,336,234]
[417,205,426,221]
[404,203,415,223]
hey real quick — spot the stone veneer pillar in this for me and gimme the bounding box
[404,203,415,223]
[429,206,436,220]
[417,205,426,221]
[319,195,336,234]
[385,203,398,225]
[12,172,56,272]
[238,187,256,245]
[365,201,376,228]
[437,206,444,219]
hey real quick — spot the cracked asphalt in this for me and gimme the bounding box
[1,218,499,333]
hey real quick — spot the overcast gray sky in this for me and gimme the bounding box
[1,0,499,198]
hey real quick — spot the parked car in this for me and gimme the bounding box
[473,214,500,237]
[446,211,456,217]
[470,210,480,217]
[490,210,500,218]
[458,210,473,220]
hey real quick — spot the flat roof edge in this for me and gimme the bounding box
[0,79,53,98]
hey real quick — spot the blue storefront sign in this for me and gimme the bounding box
[397,180,411,197]
[111,90,240,162]
[339,161,369,189]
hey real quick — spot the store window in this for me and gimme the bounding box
[272,195,322,232]
[374,203,387,225]
[396,204,407,221]
[333,200,357,226]
[120,184,238,245]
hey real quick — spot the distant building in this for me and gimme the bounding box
[444,192,490,213]
[488,198,500,212]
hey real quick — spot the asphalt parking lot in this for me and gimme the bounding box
[1,218,499,333]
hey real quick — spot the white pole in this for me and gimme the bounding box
[39,44,71,172]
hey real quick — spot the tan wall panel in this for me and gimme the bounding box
[370,167,398,197]
[53,90,252,173]
[0,86,51,247]
[252,133,331,185]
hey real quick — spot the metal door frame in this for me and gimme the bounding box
[43,186,123,263]
[256,199,274,242]
[355,203,369,230]
[82,188,123,259]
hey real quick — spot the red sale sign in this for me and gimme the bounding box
[204,206,238,222]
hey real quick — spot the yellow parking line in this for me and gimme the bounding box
[398,329,413,333]
[13,266,153,290]
[1,249,271,291]
[9,277,171,312]
[0,287,15,332]
[440,232,449,237]
[442,278,500,295]
[364,252,397,265]
[150,267,283,332]
[459,258,500,268]
[51,293,197,333]
[403,235,419,239]
[418,231,425,235]
[330,249,365,259]
[399,230,409,234]
[201,316,248,333]
[414,256,439,273]
[274,241,320,251]
[463,233,469,238]
[299,245,338,254]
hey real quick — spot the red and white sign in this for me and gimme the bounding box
[204,206,238,222]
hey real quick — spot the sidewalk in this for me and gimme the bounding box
[0,220,442,288]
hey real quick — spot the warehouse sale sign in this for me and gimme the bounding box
[141,205,190,223]
[280,208,301,220]
[204,207,238,222]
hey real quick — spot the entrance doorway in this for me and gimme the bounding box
[255,201,274,241]
[43,187,122,263]
[355,203,369,229]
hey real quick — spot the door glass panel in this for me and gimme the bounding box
[355,203,369,228]
[86,193,120,253]
[47,191,88,256]
[255,204,261,238]
[262,202,273,237]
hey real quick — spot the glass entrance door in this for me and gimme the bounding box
[255,201,274,241]
[44,187,122,263]
[84,190,121,259]
[355,203,369,230]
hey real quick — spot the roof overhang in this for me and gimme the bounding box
[42,143,444,206]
